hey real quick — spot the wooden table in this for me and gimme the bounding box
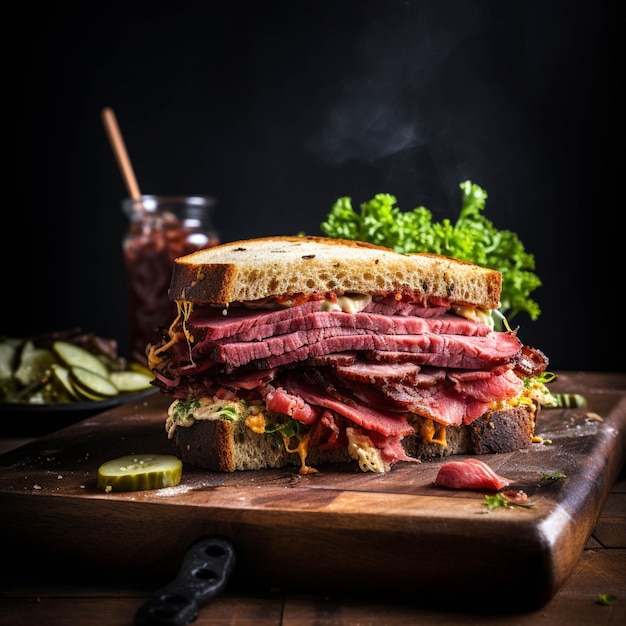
[1,372,625,626]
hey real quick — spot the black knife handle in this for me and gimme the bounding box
[134,535,236,626]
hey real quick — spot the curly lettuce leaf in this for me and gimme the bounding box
[320,181,541,321]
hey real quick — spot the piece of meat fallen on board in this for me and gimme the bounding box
[433,458,510,491]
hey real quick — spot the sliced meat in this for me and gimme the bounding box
[512,345,549,378]
[150,296,549,470]
[213,329,522,371]
[335,361,422,384]
[364,296,451,316]
[448,369,523,403]
[433,458,510,490]
[378,382,488,425]
[361,427,417,465]
[220,310,490,344]
[281,376,415,438]
[188,300,461,343]
[263,386,321,424]
[218,368,278,390]
[188,300,323,339]
[446,365,511,381]
[307,352,358,367]
[304,368,411,414]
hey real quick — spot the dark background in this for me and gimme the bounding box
[8,0,624,372]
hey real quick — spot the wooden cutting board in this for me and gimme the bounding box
[1,371,624,611]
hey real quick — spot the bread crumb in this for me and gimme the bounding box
[586,412,603,422]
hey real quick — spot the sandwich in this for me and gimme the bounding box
[147,235,552,475]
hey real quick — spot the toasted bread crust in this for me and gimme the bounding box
[168,236,502,310]
[405,404,538,460]
[172,402,538,472]
[468,404,539,454]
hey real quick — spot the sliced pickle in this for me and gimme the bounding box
[129,361,154,378]
[110,370,153,392]
[53,341,110,379]
[70,366,118,398]
[551,393,588,408]
[50,363,80,400]
[71,384,108,401]
[97,454,183,492]
[14,341,56,386]
[2,333,159,406]
[0,338,22,381]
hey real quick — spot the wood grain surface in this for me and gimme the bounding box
[1,371,624,612]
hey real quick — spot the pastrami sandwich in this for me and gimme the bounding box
[148,236,552,474]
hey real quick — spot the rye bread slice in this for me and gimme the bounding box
[172,402,538,472]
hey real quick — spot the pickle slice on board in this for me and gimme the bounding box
[97,454,183,492]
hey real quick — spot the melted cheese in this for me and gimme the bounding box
[450,304,494,329]
[321,294,372,313]
[245,412,267,434]
[179,299,195,340]
[419,419,448,446]
[282,431,316,475]
[346,426,390,473]
[242,293,373,313]
[147,300,195,370]
[488,378,555,413]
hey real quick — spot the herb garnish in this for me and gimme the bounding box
[483,491,535,512]
[264,419,301,447]
[597,593,617,606]
[216,404,241,421]
[541,472,567,481]
[173,399,201,421]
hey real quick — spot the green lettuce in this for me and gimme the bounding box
[320,180,541,321]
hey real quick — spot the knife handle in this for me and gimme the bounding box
[134,535,236,626]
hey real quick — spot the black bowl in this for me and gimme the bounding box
[0,388,158,438]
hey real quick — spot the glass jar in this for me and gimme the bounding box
[122,195,219,363]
